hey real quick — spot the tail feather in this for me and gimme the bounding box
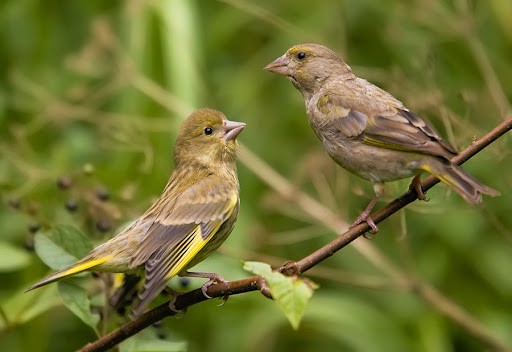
[422,159,500,204]
[25,256,110,292]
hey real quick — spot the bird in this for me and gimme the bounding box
[264,43,499,233]
[26,108,246,315]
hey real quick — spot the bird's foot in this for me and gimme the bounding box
[165,287,187,314]
[409,175,429,202]
[200,273,228,299]
[184,271,229,303]
[349,212,379,238]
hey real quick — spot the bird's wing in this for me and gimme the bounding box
[131,174,238,313]
[317,93,457,158]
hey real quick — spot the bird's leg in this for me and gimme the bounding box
[349,183,384,235]
[164,287,187,313]
[350,196,380,235]
[409,174,428,201]
[183,271,229,304]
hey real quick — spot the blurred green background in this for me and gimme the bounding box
[0,0,511,351]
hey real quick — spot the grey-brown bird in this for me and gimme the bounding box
[265,43,499,233]
[26,108,245,315]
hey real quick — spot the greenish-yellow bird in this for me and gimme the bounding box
[265,43,499,232]
[26,108,245,315]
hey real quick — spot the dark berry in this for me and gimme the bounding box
[96,188,110,202]
[96,219,111,232]
[65,199,79,212]
[57,176,73,190]
[8,198,21,209]
[28,221,40,233]
[179,277,190,287]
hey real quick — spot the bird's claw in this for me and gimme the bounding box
[409,175,429,202]
[200,274,228,299]
[166,288,186,314]
[349,213,379,237]
[182,271,229,305]
[217,296,229,306]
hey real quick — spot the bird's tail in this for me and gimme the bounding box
[421,158,500,204]
[25,256,110,292]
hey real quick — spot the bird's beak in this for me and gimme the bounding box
[222,119,246,142]
[264,54,293,76]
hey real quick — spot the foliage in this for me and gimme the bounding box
[0,0,511,351]
[244,261,317,330]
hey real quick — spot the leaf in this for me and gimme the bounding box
[120,337,188,352]
[1,284,61,328]
[0,241,31,272]
[243,261,317,330]
[119,329,188,352]
[58,280,100,334]
[34,225,93,270]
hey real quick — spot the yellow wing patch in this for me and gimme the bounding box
[163,192,237,280]
[133,190,238,315]
[363,136,413,151]
[317,96,351,117]
[163,226,209,280]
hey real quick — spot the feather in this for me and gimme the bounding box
[130,174,238,315]
[317,92,456,158]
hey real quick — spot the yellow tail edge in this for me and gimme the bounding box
[421,162,499,204]
[25,256,111,293]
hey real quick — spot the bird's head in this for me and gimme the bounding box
[264,43,353,98]
[174,109,245,169]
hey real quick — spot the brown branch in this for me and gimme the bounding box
[79,117,512,352]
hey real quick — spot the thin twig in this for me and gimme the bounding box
[78,117,512,352]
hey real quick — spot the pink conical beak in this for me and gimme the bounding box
[223,119,246,142]
[264,54,293,76]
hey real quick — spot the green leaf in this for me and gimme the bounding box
[34,225,93,270]
[119,329,188,352]
[120,337,188,352]
[1,284,61,328]
[0,241,31,272]
[243,261,317,330]
[58,281,100,334]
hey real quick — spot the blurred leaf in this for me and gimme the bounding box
[243,261,317,330]
[33,225,93,270]
[119,330,188,352]
[305,292,414,352]
[58,281,99,334]
[1,284,61,328]
[0,241,31,272]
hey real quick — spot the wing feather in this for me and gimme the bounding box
[317,93,457,158]
[130,174,238,315]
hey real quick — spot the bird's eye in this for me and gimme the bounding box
[297,52,306,60]
[204,127,213,135]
